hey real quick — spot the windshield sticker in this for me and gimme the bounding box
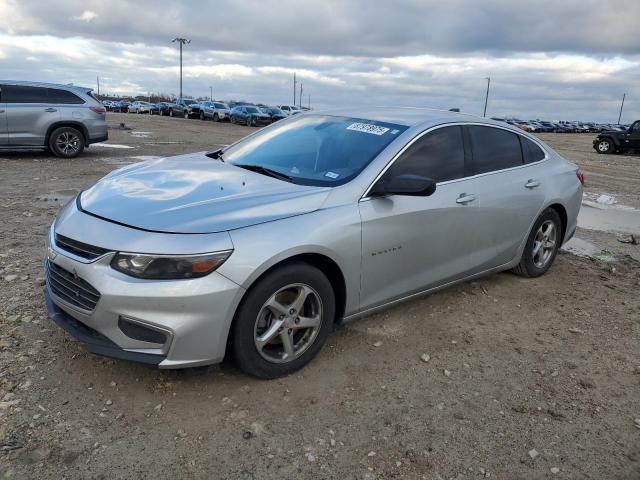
[347,123,390,136]
[325,171,340,179]
[390,129,400,135]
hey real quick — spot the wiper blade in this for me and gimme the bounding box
[205,148,224,161]
[234,164,293,183]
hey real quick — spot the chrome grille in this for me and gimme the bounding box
[46,260,101,311]
[55,234,110,260]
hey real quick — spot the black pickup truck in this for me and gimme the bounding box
[593,120,640,154]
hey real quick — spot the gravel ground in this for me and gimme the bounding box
[1,114,639,479]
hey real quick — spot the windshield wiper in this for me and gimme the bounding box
[205,148,224,161]
[234,164,293,183]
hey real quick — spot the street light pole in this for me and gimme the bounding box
[483,77,490,118]
[210,86,213,101]
[293,72,297,106]
[618,93,626,124]
[172,37,191,99]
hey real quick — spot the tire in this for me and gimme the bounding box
[596,138,613,154]
[213,113,219,122]
[247,116,253,126]
[184,110,189,119]
[512,208,562,278]
[231,262,335,378]
[169,109,174,117]
[200,111,205,120]
[48,126,85,158]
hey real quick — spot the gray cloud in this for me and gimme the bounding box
[0,0,638,121]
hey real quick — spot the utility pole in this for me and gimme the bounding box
[293,72,297,106]
[172,37,191,99]
[308,94,311,109]
[210,86,213,101]
[483,77,490,118]
[618,93,626,124]
[299,83,303,109]
[96,76,100,96]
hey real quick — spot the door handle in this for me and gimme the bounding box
[525,179,541,189]
[44,108,58,112]
[456,194,476,205]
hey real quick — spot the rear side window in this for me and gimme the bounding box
[520,136,545,164]
[3,85,48,103]
[46,88,84,104]
[468,125,523,174]
[386,126,465,183]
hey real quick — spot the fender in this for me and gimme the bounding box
[45,121,89,147]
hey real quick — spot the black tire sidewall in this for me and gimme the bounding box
[521,208,562,277]
[232,262,335,378]
[597,139,611,154]
[49,127,85,158]
[213,113,219,122]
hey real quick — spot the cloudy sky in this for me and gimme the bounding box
[1,0,639,121]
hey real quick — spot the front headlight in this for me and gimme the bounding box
[111,251,232,280]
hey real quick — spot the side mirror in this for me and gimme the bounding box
[370,174,437,197]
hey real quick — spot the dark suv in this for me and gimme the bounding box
[169,98,198,118]
[0,80,108,158]
[593,120,640,154]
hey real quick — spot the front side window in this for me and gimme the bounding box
[223,115,408,187]
[3,85,48,103]
[383,126,465,183]
[468,125,523,174]
[631,122,640,133]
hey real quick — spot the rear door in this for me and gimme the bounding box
[465,125,548,269]
[4,84,59,145]
[0,86,7,144]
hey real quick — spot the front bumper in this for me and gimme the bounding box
[44,223,245,369]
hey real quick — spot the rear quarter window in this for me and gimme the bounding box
[468,125,523,174]
[520,136,546,164]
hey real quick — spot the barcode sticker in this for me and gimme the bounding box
[346,123,390,136]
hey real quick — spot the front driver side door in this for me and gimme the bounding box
[359,125,481,311]
[626,121,640,149]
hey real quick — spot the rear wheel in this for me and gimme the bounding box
[184,110,189,119]
[169,109,174,117]
[596,138,613,154]
[512,208,562,278]
[232,263,335,378]
[213,113,219,122]
[49,126,85,158]
[200,111,205,120]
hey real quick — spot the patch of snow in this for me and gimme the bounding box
[93,143,134,149]
[561,237,599,258]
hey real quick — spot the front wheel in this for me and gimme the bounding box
[231,263,335,378]
[49,127,85,158]
[512,208,562,278]
[213,113,219,122]
[596,138,613,154]
[184,110,189,119]
[169,109,174,117]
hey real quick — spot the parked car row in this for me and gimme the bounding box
[101,99,301,126]
[491,117,630,134]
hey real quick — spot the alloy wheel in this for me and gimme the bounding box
[532,220,557,268]
[597,140,610,153]
[55,132,81,156]
[253,283,323,363]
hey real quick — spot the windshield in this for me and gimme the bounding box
[246,107,259,113]
[183,99,197,105]
[223,115,408,187]
[214,103,227,109]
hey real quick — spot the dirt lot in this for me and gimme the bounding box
[1,114,639,479]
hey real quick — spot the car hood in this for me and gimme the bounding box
[80,152,331,234]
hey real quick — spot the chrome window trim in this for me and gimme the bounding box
[361,121,549,199]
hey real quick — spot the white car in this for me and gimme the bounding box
[278,105,301,116]
[129,101,154,114]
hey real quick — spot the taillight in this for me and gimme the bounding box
[576,169,585,186]
[90,106,106,114]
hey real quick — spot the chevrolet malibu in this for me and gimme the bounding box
[44,108,583,378]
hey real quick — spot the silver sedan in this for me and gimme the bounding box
[44,108,583,377]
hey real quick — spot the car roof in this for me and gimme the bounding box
[309,106,510,129]
[0,79,93,93]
